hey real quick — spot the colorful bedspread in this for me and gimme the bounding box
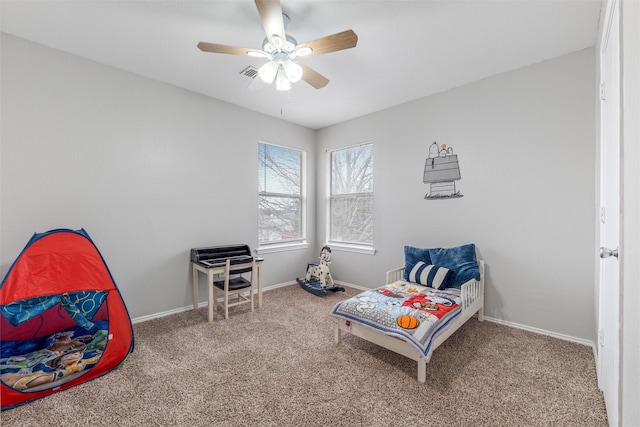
[331,281,462,361]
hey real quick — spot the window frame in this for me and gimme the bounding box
[327,142,375,255]
[257,141,307,254]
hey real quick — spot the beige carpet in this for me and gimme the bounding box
[1,285,607,426]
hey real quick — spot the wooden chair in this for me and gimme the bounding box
[212,257,255,319]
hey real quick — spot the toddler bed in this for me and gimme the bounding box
[331,244,484,382]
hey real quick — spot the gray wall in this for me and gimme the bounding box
[1,34,598,344]
[316,48,597,342]
[0,34,317,319]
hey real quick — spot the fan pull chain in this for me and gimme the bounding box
[279,87,293,116]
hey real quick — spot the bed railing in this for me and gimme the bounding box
[386,267,405,284]
[460,260,484,320]
[461,279,479,310]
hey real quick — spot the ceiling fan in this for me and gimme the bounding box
[197,0,358,91]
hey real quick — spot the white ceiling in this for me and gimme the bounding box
[1,0,602,129]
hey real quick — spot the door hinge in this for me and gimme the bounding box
[599,329,604,347]
[600,82,606,101]
[600,206,606,224]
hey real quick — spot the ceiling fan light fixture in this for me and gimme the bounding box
[271,34,283,50]
[284,61,303,83]
[275,66,291,91]
[284,40,296,52]
[247,50,270,59]
[258,61,279,84]
[295,46,313,57]
[263,42,276,54]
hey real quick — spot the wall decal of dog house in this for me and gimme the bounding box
[423,142,463,199]
[0,228,134,410]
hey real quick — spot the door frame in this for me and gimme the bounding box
[597,0,622,425]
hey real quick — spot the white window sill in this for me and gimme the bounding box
[327,243,376,255]
[256,242,309,255]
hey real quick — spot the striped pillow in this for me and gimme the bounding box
[408,261,452,290]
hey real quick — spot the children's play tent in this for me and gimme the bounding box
[1,228,134,410]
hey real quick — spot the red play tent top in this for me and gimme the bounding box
[1,228,134,410]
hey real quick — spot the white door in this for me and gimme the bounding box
[598,0,621,425]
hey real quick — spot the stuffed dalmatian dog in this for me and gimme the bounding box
[304,246,334,288]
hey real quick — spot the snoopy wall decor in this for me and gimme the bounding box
[423,141,463,199]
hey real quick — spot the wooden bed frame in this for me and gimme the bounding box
[334,260,484,382]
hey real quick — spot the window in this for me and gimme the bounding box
[329,143,374,248]
[258,142,306,248]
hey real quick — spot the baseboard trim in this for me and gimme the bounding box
[483,316,595,348]
[131,282,596,353]
[334,281,368,291]
[131,281,298,324]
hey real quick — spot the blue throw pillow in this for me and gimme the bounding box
[428,244,480,288]
[404,246,432,281]
[408,261,452,290]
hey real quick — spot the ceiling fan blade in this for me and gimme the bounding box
[296,30,358,58]
[300,64,329,89]
[255,0,286,45]
[197,42,263,57]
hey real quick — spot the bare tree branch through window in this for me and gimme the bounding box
[330,144,374,245]
[258,142,304,245]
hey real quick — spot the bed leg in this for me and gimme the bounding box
[417,360,426,383]
[478,306,484,322]
[334,323,341,344]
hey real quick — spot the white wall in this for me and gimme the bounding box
[316,48,597,342]
[0,34,317,319]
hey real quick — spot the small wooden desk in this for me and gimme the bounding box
[192,258,263,322]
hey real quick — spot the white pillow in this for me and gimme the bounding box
[408,261,452,290]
